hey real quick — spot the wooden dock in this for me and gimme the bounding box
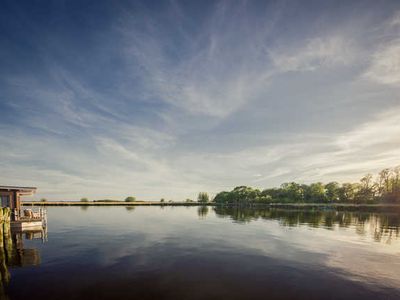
[11,208,47,232]
[11,219,43,231]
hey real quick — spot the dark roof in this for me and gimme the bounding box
[0,186,37,195]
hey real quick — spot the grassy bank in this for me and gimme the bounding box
[22,201,215,206]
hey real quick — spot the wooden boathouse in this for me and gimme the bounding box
[0,186,46,231]
[0,185,37,218]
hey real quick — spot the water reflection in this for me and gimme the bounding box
[214,207,400,243]
[197,206,209,219]
[125,206,136,212]
[5,206,400,300]
[80,206,89,211]
[0,224,43,299]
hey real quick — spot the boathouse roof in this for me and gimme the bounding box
[0,186,37,195]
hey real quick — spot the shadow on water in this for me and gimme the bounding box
[213,206,400,243]
[0,223,43,299]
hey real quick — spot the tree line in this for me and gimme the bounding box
[212,167,400,205]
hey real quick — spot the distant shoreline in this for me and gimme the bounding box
[22,201,400,212]
[22,201,209,206]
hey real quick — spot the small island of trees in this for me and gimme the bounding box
[213,167,400,205]
[125,196,136,202]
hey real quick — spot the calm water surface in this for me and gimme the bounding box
[3,206,400,300]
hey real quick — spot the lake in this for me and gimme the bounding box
[3,206,400,299]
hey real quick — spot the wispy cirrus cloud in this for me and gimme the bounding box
[269,36,356,72]
[363,40,400,85]
[118,1,279,118]
[362,9,400,85]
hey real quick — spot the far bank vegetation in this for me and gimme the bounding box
[213,167,400,205]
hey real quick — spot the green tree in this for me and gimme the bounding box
[325,182,340,202]
[197,192,209,203]
[125,196,136,202]
[80,198,89,202]
[356,174,375,203]
[379,167,400,203]
[40,198,47,202]
[379,169,391,194]
[309,183,326,203]
[392,166,400,202]
[280,182,304,202]
[338,183,357,203]
[261,188,281,202]
[231,186,261,204]
[213,191,230,204]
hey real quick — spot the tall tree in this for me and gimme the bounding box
[325,182,340,202]
[197,192,210,203]
[357,174,375,203]
[309,183,326,203]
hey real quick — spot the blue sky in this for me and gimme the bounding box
[0,0,399,201]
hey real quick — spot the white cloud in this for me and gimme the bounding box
[334,107,400,151]
[2,1,400,201]
[389,10,400,27]
[294,107,400,181]
[118,2,278,119]
[363,40,400,85]
[171,106,400,189]
[269,36,355,72]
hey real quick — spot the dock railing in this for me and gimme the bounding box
[14,208,48,225]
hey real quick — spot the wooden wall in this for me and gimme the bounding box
[0,190,19,209]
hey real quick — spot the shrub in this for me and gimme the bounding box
[125,196,136,202]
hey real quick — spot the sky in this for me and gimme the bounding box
[0,0,399,201]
